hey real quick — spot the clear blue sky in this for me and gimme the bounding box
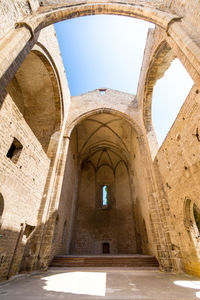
[54,15,193,147]
[152,58,193,145]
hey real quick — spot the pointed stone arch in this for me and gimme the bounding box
[6,47,63,153]
[67,107,144,138]
[143,40,176,134]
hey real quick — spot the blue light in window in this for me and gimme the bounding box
[103,185,108,206]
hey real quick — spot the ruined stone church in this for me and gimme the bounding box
[0,0,200,282]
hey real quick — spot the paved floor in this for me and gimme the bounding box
[1,267,200,300]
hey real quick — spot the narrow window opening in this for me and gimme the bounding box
[102,185,108,207]
[102,242,110,254]
[99,89,106,95]
[7,138,23,163]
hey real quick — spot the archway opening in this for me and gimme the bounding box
[152,58,193,147]
[102,242,110,254]
[53,110,155,256]
[143,40,194,157]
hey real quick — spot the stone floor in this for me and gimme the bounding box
[1,268,200,300]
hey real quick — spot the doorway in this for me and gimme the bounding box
[102,242,110,254]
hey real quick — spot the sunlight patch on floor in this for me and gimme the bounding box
[41,272,107,296]
[174,280,200,298]
[174,281,200,289]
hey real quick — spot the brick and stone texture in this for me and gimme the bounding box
[0,6,70,280]
[155,86,200,276]
[50,90,174,272]
[0,0,200,282]
[0,89,50,280]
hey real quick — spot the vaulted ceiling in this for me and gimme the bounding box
[75,112,134,171]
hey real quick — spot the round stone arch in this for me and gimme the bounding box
[36,2,178,30]
[1,0,200,106]
[0,1,181,92]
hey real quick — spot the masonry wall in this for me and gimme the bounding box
[1,0,200,279]
[66,89,140,128]
[64,90,173,264]
[115,161,137,253]
[65,91,144,255]
[0,89,50,280]
[50,130,78,256]
[70,161,96,254]
[0,21,70,280]
[155,85,200,276]
[130,132,155,255]
[0,0,36,38]
[137,25,192,271]
[70,160,137,254]
[137,19,200,275]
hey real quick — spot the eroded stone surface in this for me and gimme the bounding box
[0,0,200,284]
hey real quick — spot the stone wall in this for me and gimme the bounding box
[0,88,50,280]
[0,0,36,38]
[50,130,78,256]
[0,22,70,280]
[155,85,200,276]
[1,0,200,280]
[70,158,137,255]
[59,91,166,258]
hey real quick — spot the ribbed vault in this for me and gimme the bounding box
[75,112,132,171]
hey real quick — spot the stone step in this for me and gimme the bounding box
[50,255,159,268]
